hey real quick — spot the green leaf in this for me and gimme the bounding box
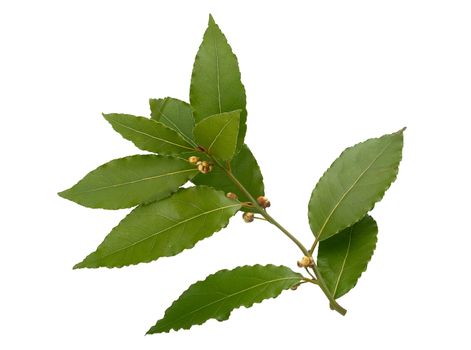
[74,186,241,268]
[190,14,247,151]
[194,110,240,161]
[103,113,195,155]
[192,144,264,207]
[318,215,378,299]
[149,97,195,144]
[308,128,404,241]
[147,265,302,333]
[59,155,197,209]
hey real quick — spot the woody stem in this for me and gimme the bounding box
[205,153,346,315]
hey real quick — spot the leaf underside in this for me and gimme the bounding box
[59,155,198,209]
[308,129,404,241]
[74,186,241,268]
[318,215,378,299]
[147,265,302,334]
[190,14,247,151]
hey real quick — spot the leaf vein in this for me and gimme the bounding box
[72,169,196,195]
[158,276,299,329]
[208,117,233,153]
[112,119,194,151]
[317,139,394,239]
[92,204,240,261]
[332,227,353,297]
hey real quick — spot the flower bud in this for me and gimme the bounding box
[297,256,313,268]
[242,212,255,223]
[257,196,271,208]
[197,161,212,174]
[226,192,238,200]
[188,156,200,164]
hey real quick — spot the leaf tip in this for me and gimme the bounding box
[73,255,93,269]
[102,113,118,124]
[145,325,161,335]
[57,189,70,200]
[208,13,215,24]
[72,262,83,270]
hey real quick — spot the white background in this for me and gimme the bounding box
[1,0,470,348]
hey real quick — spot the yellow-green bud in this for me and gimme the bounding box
[226,192,238,200]
[297,256,313,268]
[188,156,200,164]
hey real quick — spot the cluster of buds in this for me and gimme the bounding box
[197,161,213,174]
[242,212,254,223]
[297,255,314,268]
[188,156,213,174]
[257,195,271,208]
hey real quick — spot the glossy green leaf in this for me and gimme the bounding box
[147,265,302,333]
[149,97,195,144]
[59,155,197,209]
[103,113,195,155]
[308,128,404,241]
[318,215,378,299]
[194,110,240,160]
[190,14,247,151]
[74,186,241,268]
[192,144,264,207]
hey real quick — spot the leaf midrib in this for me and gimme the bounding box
[211,25,222,114]
[72,168,197,195]
[91,203,241,261]
[332,228,353,297]
[112,119,194,151]
[158,104,197,147]
[155,276,299,331]
[208,117,234,153]
[316,139,394,239]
